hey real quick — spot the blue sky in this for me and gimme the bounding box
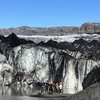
[0,0,100,28]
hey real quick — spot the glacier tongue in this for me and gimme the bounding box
[0,33,100,94]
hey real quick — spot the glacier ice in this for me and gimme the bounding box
[0,33,100,94]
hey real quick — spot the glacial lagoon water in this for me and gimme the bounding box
[0,86,66,100]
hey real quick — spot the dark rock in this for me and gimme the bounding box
[82,67,100,89]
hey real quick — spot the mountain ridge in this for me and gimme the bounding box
[0,22,100,36]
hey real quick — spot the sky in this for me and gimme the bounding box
[0,0,100,28]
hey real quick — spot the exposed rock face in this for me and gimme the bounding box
[1,22,100,36]
[0,33,100,94]
[80,22,100,33]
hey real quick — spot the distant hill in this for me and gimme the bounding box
[0,22,100,36]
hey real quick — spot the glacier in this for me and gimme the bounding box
[0,33,100,94]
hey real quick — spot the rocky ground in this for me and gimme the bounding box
[68,82,100,100]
